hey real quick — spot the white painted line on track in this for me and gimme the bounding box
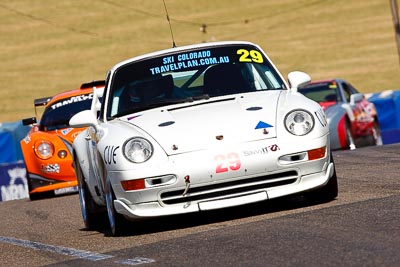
[0,235,157,265]
[116,257,156,265]
[0,235,112,261]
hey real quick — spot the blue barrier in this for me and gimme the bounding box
[366,90,400,145]
[0,121,31,164]
[0,132,15,164]
[0,121,30,202]
[0,161,28,202]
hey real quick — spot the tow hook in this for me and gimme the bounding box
[182,175,190,196]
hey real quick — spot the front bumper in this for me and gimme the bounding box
[28,173,77,194]
[110,135,333,220]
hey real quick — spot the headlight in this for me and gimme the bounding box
[284,109,314,136]
[34,140,54,159]
[123,137,153,163]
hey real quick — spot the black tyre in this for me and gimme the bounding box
[105,176,127,236]
[306,154,338,202]
[75,158,105,230]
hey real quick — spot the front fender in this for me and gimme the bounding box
[72,130,105,206]
[72,130,91,182]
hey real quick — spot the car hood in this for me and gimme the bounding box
[123,91,282,155]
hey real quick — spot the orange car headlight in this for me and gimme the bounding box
[34,140,54,160]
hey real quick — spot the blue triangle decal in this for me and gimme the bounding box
[255,121,273,129]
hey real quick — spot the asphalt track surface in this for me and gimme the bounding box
[0,144,399,266]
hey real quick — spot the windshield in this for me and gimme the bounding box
[40,93,94,131]
[107,44,286,118]
[298,82,339,103]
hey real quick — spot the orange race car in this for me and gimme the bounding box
[20,80,105,200]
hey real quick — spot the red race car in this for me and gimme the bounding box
[298,79,382,150]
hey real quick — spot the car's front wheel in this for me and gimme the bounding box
[105,176,127,236]
[75,159,106,230]
[305,153,338,202]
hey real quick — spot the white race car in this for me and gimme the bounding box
[70,41,337,236]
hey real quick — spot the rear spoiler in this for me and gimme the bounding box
[23,96,52,125]
[32,80,105,106]
[80,80,105,89]
[34,96,53,107]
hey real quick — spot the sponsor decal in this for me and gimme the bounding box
[150,50,230,75]
[50,93,93,110]
[54,186,78,195]
[243,144,280,156]
[40,163,60,173]
[269,144,280,151]
[1,165,28,201]
[243,147,269,156]
[104,146,120,165]
[61,128,73,136]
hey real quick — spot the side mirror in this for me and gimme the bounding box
[70,87,104,130]
[287,71,311,92]
[91,87,103,113]
[69,110,98,130]
[350,93,363,105]
[22,117,37,126]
